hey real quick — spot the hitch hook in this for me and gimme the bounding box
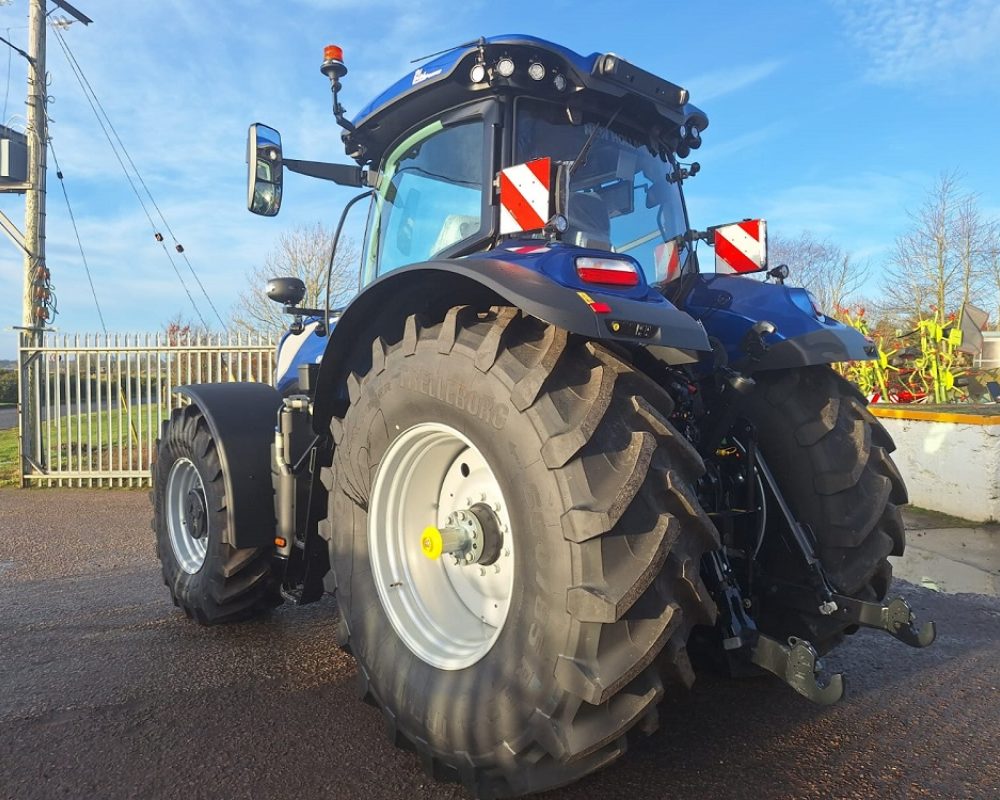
[751,634,844,706]
[833,594,937,648]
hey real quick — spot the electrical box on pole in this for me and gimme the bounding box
[0,125,28,184]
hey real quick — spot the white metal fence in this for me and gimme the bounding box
[16,331,277,487]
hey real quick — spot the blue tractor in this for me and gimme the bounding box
[150,36,934,797]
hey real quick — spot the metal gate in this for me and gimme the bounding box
[16,331,276,487]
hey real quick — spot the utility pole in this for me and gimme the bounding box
[23,0,48,334]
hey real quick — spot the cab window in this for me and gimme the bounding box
[515,98,689,282]
[365,118,486,281]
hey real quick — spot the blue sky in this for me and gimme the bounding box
[1,0,999,358]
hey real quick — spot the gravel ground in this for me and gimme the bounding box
[1,488,998,800]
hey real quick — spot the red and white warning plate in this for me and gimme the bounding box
[499,158,554,235]
[653,240,681,283]
[713,219,767,274]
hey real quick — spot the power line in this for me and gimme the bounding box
[49,24,225,329]
[52,25,225,329]
[48,28,208,329]
[49,139,106,332]
[0,30,31,63]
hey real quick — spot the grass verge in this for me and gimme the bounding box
[0,404,167,487]
[0,427,17,486]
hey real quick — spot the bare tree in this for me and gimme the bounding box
[982,219,1000,329]
[954,192,992,314]
[163,312,207,344]
[768,231,868,314]
[881,172,991,323]
[232,223,359,336]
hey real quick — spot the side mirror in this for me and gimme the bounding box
[247,123,283,216]
[711,219,767,274]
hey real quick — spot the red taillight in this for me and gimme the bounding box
[575,256,640,287]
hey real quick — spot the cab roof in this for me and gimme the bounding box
[343,34,709,166]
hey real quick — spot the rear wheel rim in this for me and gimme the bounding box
[166,457,209,574]
[368,422,515,670]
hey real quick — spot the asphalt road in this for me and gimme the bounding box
[1,489,998,800]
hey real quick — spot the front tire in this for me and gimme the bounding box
[321,307,718,798]
[151,405,279,624]
[743,366,907,651]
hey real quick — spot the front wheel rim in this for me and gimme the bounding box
[368,422,515,670]
[166,457,209,574]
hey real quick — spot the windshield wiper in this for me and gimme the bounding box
[568,105,623,177]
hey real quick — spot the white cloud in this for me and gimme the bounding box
[686,59,784,103]
[761,171,924,236]
[831,0,1000,85]
[697,121,785,163]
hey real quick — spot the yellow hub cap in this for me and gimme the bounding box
[421,526,444,560]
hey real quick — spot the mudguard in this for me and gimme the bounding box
[174,383,281,549]
[310,255,712,431]
[683,274,876,373]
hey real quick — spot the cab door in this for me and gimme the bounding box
[361,99,501,285]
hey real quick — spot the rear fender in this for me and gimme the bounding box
[311,257,711,431]
[174,383,281,549]
[683,274,876,372]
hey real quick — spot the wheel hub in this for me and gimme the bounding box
[165,457,210,574]
[185,489,208,540]
[368,422,515,670]
[421,503,503,566]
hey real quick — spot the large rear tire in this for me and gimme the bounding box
[151,405,280,624]
[321,307,718,798]
[743,365,907,651]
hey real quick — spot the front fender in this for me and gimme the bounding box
[684,274,875,372]
[175,383,280,549]
[311,257,712,431]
